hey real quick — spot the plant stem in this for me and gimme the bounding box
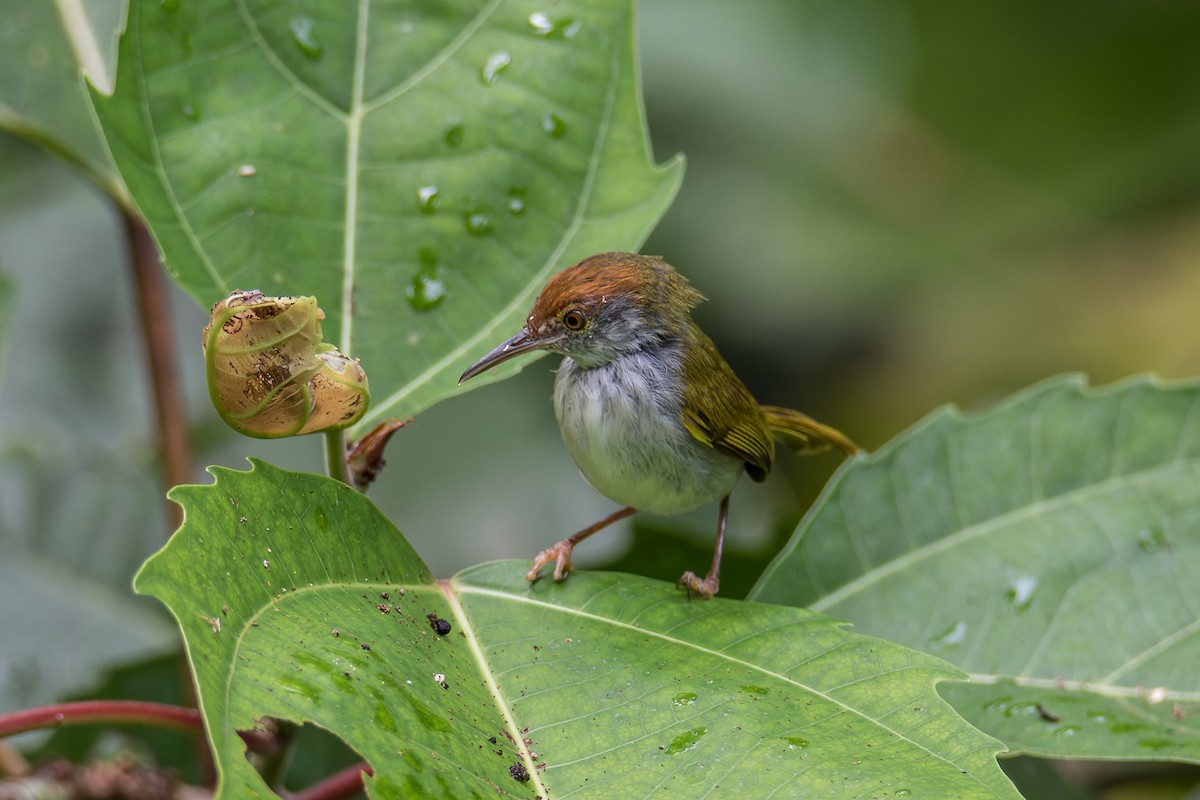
[0,700,277,754]
[122,208,213,780]
[0,700,201,739]
[122,208,192,531]
[285,762,373,800]
[325,429,349,485]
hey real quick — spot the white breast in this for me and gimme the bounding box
[552,353,743,515]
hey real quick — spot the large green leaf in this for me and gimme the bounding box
[0,0,122,194]
[136,460,1020,799]
[91,0,682,425]
[751,375,1200,763]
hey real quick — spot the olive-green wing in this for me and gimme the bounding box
[679,323,774,481]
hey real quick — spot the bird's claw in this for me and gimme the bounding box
[677,570,719,599]
[527,540,575,583]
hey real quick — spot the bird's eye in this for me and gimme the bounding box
[561,308,587,331]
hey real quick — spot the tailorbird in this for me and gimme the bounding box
[460,252,857,597]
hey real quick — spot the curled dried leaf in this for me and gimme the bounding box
[203,291,369,438]
[347,417,412,491]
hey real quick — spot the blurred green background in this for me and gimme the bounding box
[2,1,1200,792]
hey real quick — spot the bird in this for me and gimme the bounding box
[459,252,858,597]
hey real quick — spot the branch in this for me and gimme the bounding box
[0,700,279,756]
[324,429,349,486]
[0,700,201,738]
[286,762,373,800]
[121,209,192,531]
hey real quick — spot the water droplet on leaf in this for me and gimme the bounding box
[982,696,1011,713]
[160,0,180,12]
[407,273,446,312]
[481,51,511,84]
[1002,702,1042,718]
[672,692,697,707]
[506,186,527,215]
[289,16,324,61]
[417,185,439,214]
[930,621,967,648]
[542,111,568,138]
[664,727,707,754]
[528,12,579,38]
[407,251,446,311]
[1006,574,1037,611]
[528,11,553,35]
[443,123,464,147]
[181,103,200,121]
[781,736,808,749]
[464,208,492,235]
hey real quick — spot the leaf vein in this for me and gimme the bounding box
[810,458,1195,613]
[458,584,986,781]
[361,2,632,421]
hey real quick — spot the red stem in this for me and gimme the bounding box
[0,700,201,738]
[286,762,373,800]
[121,209,193,531]
[0,701,369,797]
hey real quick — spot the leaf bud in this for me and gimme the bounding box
[202,291,368,438]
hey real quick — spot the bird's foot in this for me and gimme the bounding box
[526,539,576,584]
[677,571,719,599]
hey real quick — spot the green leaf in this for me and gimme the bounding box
[137,460,1020,799]
[91,0,683,425]
[751,374,1200,763]
[0,0,123,195]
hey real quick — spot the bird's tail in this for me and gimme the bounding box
[760,405,859,457]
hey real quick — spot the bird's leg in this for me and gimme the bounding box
[678,495,729,598]
[527,505,639,584]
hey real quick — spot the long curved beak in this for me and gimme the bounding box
[459,327,545,383]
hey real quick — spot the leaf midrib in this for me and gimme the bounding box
[339,0,369,357]
[222,574,993,791]
[440,578,548,798]
[361,4,633,424]
[452,581,992,787]
[964,673,1200,705]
